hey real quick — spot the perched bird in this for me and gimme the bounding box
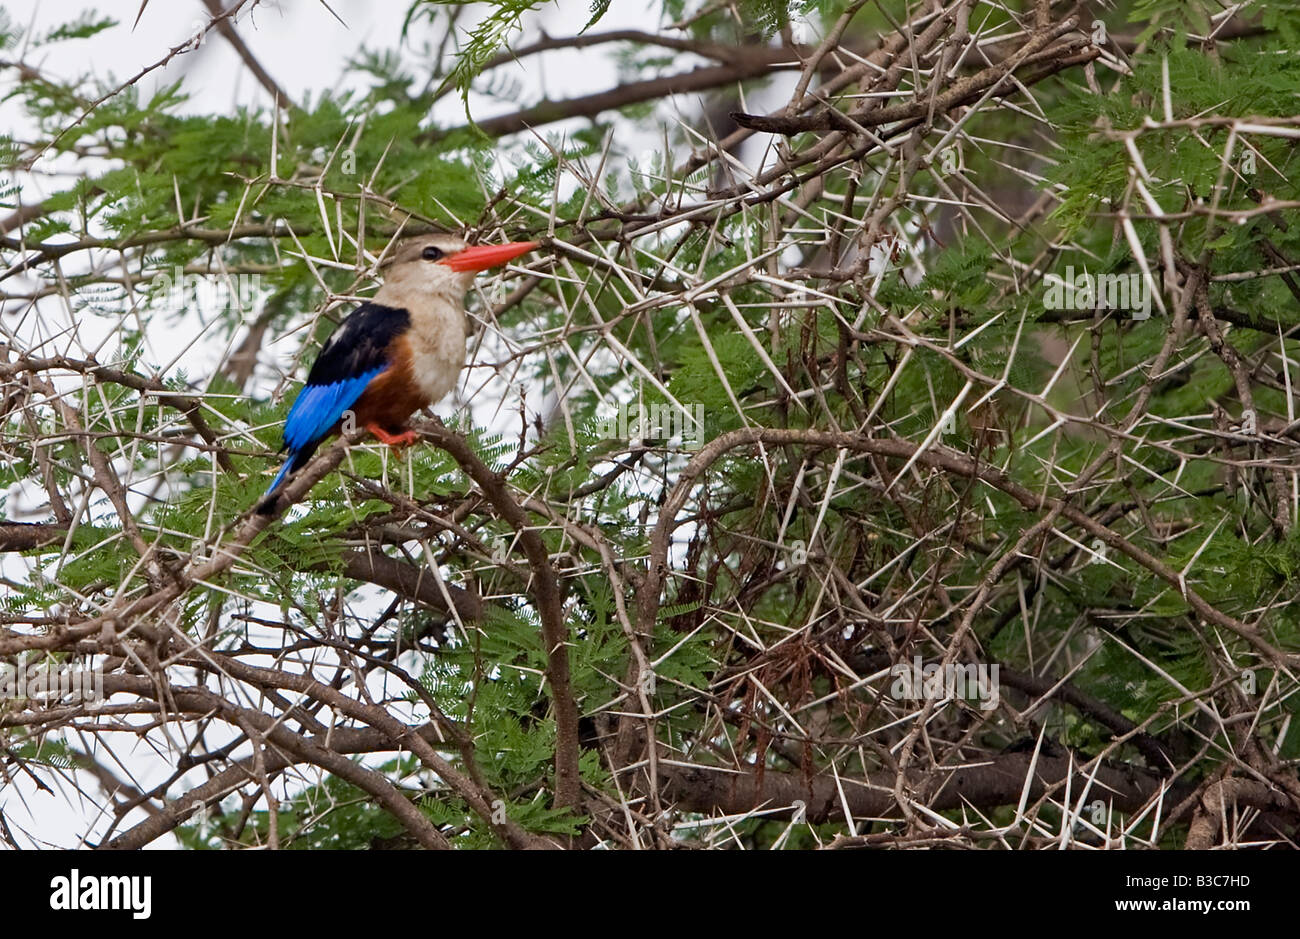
[258,233,538,513]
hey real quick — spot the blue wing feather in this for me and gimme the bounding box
[282,370,383,452]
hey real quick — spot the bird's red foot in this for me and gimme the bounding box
[366,423,419,457]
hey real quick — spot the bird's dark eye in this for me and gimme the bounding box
[421,245,444,261]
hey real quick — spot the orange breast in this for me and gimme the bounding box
[352,335,430,431]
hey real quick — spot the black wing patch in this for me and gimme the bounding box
[305,301,412,387]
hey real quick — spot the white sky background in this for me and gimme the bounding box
[0,0,801,848]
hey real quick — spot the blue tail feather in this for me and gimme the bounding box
[283,370,382,452]
[264,457,295,499]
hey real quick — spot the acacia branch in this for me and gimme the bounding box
[637,428,1293,665]
[1,354,236,474]
[428,53,806,142]
[658,752,1201,823]
[416,420,582,815]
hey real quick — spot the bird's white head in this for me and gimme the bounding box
[378,233,538,304]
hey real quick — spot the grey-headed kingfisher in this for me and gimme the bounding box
[258,234,538,513]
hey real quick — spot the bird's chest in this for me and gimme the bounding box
[405,308,467,405]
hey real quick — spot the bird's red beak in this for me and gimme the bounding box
[442,241,539,273]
